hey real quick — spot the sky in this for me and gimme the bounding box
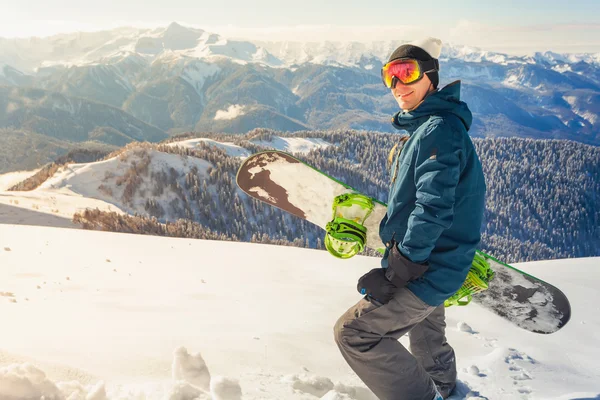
[1,0,600,54]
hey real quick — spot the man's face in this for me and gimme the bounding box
[391,72,433,111]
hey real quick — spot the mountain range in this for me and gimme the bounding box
[0,22,599,172]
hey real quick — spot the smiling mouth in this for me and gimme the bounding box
[398,91,414,99]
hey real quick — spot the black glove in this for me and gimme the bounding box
[357,268,398,304]
[384,242,429,288]
[356,239,430,305]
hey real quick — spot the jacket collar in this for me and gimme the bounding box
[391,81,471,133]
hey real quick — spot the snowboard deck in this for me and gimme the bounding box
[236,150,571,334]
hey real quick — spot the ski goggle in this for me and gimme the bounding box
[381,58,439,88]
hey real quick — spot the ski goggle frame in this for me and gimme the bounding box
[381,58,439,88]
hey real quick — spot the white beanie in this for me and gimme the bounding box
[407,37,443,59]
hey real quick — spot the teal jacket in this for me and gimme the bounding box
[379,81,486,306]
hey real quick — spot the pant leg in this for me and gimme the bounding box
[333,287,439,400]
[408,304,457,387]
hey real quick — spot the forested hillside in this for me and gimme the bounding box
[69,129,599,263]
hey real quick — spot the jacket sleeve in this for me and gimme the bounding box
[398,122,462,263]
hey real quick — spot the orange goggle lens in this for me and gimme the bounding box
[381,59,422,88]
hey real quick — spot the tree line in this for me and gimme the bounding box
[63,128,599,263]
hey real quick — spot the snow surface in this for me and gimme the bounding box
[167,138,251,158]
[35,149,214,221]
[0,223,599,399]
[0,141,598,398]
[0,169,41,191]
[0,146,227,228]
[251,136,333,154]
[563,96,598,125]
[0,166,122,228]
[147,55,221,99]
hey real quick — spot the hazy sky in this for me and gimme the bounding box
[2,0,600,54]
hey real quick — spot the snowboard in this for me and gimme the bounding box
[236,150,571,334]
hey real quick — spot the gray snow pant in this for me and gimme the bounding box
[334,287,456,400]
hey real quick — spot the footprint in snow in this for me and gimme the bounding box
[467,365,487,378]
[457,321,478,334]
[284,374,333,397]
[483,337,499,348]
[332,382,378,400]
[283,376,377,400]
[1,292,17,303]
[505,348,535,398]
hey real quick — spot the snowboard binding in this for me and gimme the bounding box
[325,193,374,259]
[444,252,495,307]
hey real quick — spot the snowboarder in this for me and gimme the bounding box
[333,37,487,400]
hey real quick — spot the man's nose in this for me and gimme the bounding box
[391,77,407,91]
[392,82,406,93]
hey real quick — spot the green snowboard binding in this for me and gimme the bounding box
[444,252,495,307]
[325,194,494,303]
[325,193,374,259]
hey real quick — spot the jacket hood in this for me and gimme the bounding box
[391,81,472,132]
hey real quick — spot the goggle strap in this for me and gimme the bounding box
[419,58,439,73]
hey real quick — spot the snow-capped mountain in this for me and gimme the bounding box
[0,22,282,74]
[254,40,547,68]
[534,50,600,67]
[0,63,33,86]
[3,24,598,72]
[0,22,599,152]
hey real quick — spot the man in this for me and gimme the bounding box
[333,38,486,400]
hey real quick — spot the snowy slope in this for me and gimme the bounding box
[0,223,598,400]
[36,148,214,221]
[251,136,333,154]
[0,141,335,237]
[0,169,41,191]
[0,189,121,229]
[167,138,251,158]
[0,148,205,228]
[147,54,221,98]
[0,144,241,229]
[166,135,333,158]
[0,168,123,228]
